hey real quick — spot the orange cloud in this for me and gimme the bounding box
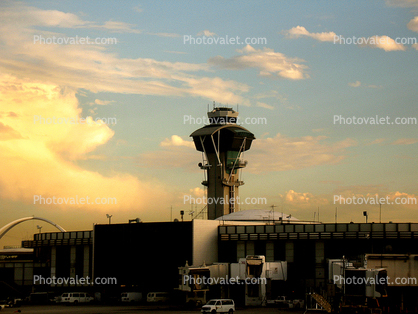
[281,190,329,208]
[0,74,168,211]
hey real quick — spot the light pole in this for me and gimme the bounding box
[379,203,382,223]
[106,214,112,224]
[363,211,368,223]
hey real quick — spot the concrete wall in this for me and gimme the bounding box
[192,220,219,265]
[192,220,268,266]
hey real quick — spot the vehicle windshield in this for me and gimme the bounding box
[206,300,217,305]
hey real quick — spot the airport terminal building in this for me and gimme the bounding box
[10,217,417,309]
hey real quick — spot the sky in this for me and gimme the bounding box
[0,0,417,247]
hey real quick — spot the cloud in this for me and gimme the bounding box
[0,74,169,211]
[208,45,309,80]
[0,122,23,140]
[178,76,251,105]
[253,90,294,109]
[348,81,383,88]
[0,5,87,28]
[98,21,141,34]
[93,99,114,106]
[0,3,141,33]
[256,102,274,110]
[247,134,357,174]
[0,3,250,104]
[139,135,198,171]
[332,185,417,210]
[283,26,337,42]
[412,43,418,50]
[186,187,206,199]
[197,30,217,37]
[358,35,406,51]
[274,186,418,222]
[407,16,418,32]
[281,190,329,208]
[348,81,361,87]
[391,138,418,145]
[161,135,195,148]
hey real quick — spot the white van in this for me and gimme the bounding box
[60,292,94,304]
[121,292,142,303]
[201,299,235,313]
[146,292,169,303]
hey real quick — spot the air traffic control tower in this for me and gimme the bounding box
[190,106,255,220]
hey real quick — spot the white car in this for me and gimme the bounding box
[201,299,235,313]
[60,292,94,304]
[147,292,169,303]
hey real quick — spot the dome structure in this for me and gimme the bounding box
[215,209,299,222]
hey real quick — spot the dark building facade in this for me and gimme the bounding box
[0,248,34,297]
[93,222,193,293]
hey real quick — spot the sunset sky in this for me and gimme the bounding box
[1,0,417,246]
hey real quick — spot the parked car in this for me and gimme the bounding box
[201,299,235,313]
[121,292,142,303]
[0,297,22,308]
[290,299,304,309]
[60,292,94,304]
[146,292,169,303]
[266,296,290,307]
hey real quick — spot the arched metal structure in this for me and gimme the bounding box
[0,217,66,241]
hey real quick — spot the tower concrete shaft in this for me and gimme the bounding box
[190,106,255,220]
